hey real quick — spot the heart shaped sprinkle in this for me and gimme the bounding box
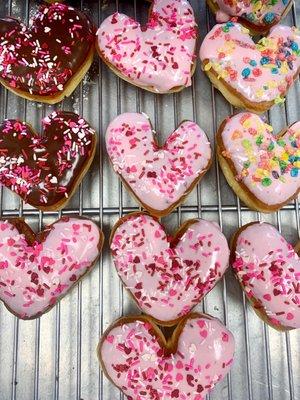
[200,22,300,111]
[106,113,211,216]
[0,111,96,210]
[97,0,197,92]
[211,0,292,30]
[0,216,103,319]
[232,222,300,329]
[110,213,229,324]
[99,313,235,399]
[0,3,95,101]
[217,112,300,212]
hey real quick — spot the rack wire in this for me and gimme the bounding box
[0,1,299,399]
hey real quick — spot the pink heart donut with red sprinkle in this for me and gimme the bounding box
[97,0,197,93]
[110,213,229,324]
[99,313,235,400]
[232,222,300,330]
[0,216,103,319]
[106,113,211,217]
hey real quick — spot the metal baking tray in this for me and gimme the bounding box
[0,0,299,399]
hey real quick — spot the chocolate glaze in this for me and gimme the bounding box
[0,3,95,96]
[0,111,96,209]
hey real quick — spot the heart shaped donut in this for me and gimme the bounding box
[0,216,103,319]
[110,212,229,325]
[96,0,197,93]
[98,313,235,400]
[0,3,95,104]
[200,22,300,113]
[217,112,300,212]
[207,0,293,34]
[106,113,212,216]
[231,222,300,330]
[0,111,96,211]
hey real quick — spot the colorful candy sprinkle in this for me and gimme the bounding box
[219,112,300,206]
[214,0,292,28]
[200,22,300,105]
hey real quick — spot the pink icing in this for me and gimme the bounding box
[220,112,300,206]
[214,0,291,26]
[199,22,300,104]
[0,217,101,319]
[232,222,300,329]
[100,314,235,399]
[96,0,197,92]
[110,213,229,322]
[106,113,211,214]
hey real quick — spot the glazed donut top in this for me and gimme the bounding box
[233,222,300,329]
[214,0,291,27]
[100,315,235,400]
[97,0,197,92]
[219,113,300,206]
[106,113,211,214]
[110,213,229,322]
[0,217,101,319]
[0,3,94,96]
[0,111,96,209]
[200,22,300,104]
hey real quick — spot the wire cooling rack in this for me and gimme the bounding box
[0,1,299,399]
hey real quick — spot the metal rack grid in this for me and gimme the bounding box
[0,1,299,399]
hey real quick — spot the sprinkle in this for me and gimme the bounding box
[0,111,95,207]
[200,22,300,104]
[97,0,197,92]
[0,218,100,318]
[0,4,94,96]
[110,213,228,323]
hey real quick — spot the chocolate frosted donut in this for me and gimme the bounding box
[0,3,95,103]
[0,111,97,210]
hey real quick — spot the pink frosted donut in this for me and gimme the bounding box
[0,216,103,319]
[200,22,300,113]
[207,0,293,33]
[231,222,300,330]
[98,313,235,400]
[110,212,229,325]
[217,112,300,213]
[96,0,197,93]
[106,112,212,216]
